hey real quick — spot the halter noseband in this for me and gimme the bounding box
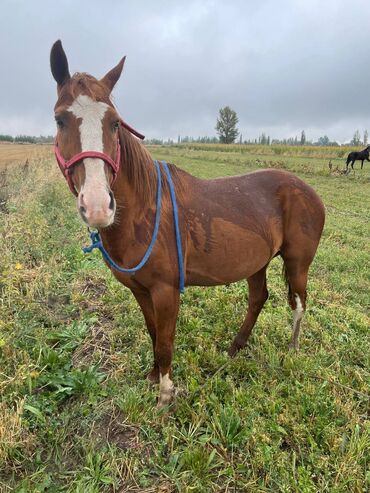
[54,119,145,196]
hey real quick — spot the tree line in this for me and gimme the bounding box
[1,110,368,147]
[0,134,54,143]
[214,107,369,146]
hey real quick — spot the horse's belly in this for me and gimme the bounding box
[185,218,276,285]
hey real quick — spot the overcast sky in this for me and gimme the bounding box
[1,0,370,142]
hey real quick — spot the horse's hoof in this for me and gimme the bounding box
[147,367,160,384]
[228,343,240,358]
[228,337,246,357]
[288,342,299,351]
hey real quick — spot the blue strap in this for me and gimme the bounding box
[82,160,185,293]
[161,161,185,293]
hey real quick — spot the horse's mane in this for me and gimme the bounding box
[119,126,156,202]
[118,126,185,204]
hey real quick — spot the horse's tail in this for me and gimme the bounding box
[282,262,290,290]
[346,154,351,165]
[282,263,287,284]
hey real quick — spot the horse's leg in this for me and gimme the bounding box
[361,160,364,169]
[151,285,180,407]
[282,257,309,350]
[228,265,268,357]
[132,288,159,383]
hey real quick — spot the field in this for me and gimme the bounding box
[0,143,52,171]
[0,143,369,492]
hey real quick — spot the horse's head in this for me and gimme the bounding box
[50,40,125,228]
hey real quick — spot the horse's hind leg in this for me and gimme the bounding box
[282,257,309,350]
[228,265,268,357]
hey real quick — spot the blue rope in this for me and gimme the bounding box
[82,160,185,293]
[162,161,185,293]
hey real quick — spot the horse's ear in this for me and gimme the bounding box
[50,40,71,87]
[100,57,126,92]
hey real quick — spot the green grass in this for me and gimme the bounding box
[0,145,369,492]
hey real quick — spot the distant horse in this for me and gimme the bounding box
[50,40,325,407]
[346,145,370,172]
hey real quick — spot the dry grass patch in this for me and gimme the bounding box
[0,143,52,170]
[0,399,34,473]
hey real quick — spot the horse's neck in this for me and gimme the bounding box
[99,156,196,252]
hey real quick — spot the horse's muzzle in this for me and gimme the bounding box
[78,191,116,228]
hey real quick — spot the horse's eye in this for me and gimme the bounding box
[113,121,120,131]
[56,119,64,129]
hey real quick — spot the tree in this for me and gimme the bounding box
[259,133,268,145]
[215,106,239,144]
[351,130,361,146]
[300,130,306,145]
[317,135,330,146]
[364,129,368,146]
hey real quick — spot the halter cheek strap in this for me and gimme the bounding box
[54,119,144,196]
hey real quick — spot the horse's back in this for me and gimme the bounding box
[204,168,323,216]
[188,167,325,245]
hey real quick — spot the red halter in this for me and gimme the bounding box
[54,119,145,196]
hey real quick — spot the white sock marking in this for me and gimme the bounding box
[293,293,304,331]
[158,372,175,406]
[160,373,174,394]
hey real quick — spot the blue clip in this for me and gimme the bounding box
[82,231,102,254]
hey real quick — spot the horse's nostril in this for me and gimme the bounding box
[79,205,86,215]
[108,191,115,211]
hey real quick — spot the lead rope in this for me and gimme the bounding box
[82,160,185,293]
[162,161,185,293]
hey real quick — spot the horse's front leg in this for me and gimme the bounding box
[131,288,159,383]
[151,284,180,408]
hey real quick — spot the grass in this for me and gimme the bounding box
[0,143,369,492]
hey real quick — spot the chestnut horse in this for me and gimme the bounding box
[50,41,325,407]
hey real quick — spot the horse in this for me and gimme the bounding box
[346,145,370,172]
[50,40,325,407]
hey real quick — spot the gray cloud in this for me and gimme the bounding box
[1,0,370,142]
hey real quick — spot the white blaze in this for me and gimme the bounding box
[68,94,109,191]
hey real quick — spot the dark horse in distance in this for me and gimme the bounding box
[50,41,325,407]
[346,145,370,172]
